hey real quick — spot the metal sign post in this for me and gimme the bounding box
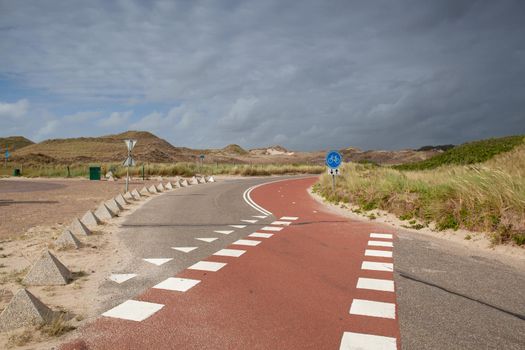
[123,139,137,192]
[325,150,342,192]
[4,145,9,168]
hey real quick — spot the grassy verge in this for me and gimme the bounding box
[314,144,525,246]
[0,162,324,178]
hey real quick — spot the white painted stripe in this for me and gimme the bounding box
[241,219,258,224]
[339,332,397,350]
[109,274,137,284]
[188,261,226,272]
[365,249,393,258]
[280,216,298,220]
[271,221,292,226]
[349,299,396,319]
[214,230,234,235]
[172,247,198,253]
[356,278,395,292]
[153,277,200,292]
[196,237,218,243]
[143,258,173,266]
[260,226,283,232]
[233,239,261,246]
[368,240,393,248]
[253,215,267,219]
[229,225,247,229]
[102,300,164,321]
[370,233,393,239]
[249,232,273,238]
[243,184,272,216]
[213,249,246,257]
[361,261,394,272]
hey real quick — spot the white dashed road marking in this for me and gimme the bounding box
[349,299,396,319]
[214,230,234,235]
[370,233,393,239]
[280,216,298,221]
[102,300,164,322]
[109,274,137,284]
[232,239,261,246]
[188,261,227,272]
[271,221,291,226]
[213,249,246,257]
[153,277,200,292]
[229,225,247,229]
[368,240,394,248]
[143,258,173,266]
[196,237,218,243]
[356,277,395,292]
[241,219,258,223]
[249,232,273,238]
[252,215,267,219]
[361,261,394,272]
[365,249,393,258]
[260,226,283,232]
[339,332,397,350]
[172,247,198,253]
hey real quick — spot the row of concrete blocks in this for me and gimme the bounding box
[0,175,215,332]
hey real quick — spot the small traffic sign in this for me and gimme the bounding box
[325,150,342,169]
[200,154,205,160]
[5,150,9,159]
[124,139,137,152]
[328,168,340,176]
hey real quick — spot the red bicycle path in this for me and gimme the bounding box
[62,176,400,349]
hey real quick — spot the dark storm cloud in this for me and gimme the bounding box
[0,0,524,150]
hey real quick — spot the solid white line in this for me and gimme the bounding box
[102,300,164,321]
[229,225,247,229]
[253,215,267,219]
[233,239,261,246]
[213,249,246,257]
[243,185,272,216]
[172,247,198,253]
[365,249,393,258]
[361,261,394,272]
[109,274,137,284]
[339,332,397,350]
[214,230,234,235]
[260,226,283,232]
[349,299,396,319]
[368,240,393,248]
[153,277,200,292]
[370,233,393,239]
[280,216,298,220]
[188,261,226,272]
[241,219,258,223]
[271,221,292,226]
[143,258,173,266]
[249,232,273,238]
[356,277,395,292]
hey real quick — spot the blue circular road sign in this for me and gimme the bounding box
[325,150,342,169]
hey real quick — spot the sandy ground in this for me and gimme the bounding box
[0,176,175,349]
[308,188,525,269]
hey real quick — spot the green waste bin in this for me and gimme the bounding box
[13,168,21,176]
[89,166,101,180]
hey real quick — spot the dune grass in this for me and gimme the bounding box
[315,144,525,245]
[0,162,324,178]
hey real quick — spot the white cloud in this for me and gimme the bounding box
[64,111,102,123]
[35,120,60,140]
[0,99,29,119]
[98,111,133,128]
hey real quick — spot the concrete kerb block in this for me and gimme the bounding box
[156,183,165,192]
[115,193,129,206]
[139,187,150,196]
[179,179,189,187]
[106,198,123,214]
[81,211,101,228]
[165,182,173,190]
[132,189,142,199]
[23,250,73,286]
[95,203,117,221]
[69,217,92,236]
[189,177,199,185]
[148,185,158,194]
[123,192,135,201]
[0,289,55,332]
[55,230,81,250]
[207,176,216,183]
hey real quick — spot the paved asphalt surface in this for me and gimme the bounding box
[61,176,524,350]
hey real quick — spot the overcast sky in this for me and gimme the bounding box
[1,0,524,151]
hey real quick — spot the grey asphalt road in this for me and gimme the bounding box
[395,230,525,350]
[97,176,524,349]
[97,176,280,312]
